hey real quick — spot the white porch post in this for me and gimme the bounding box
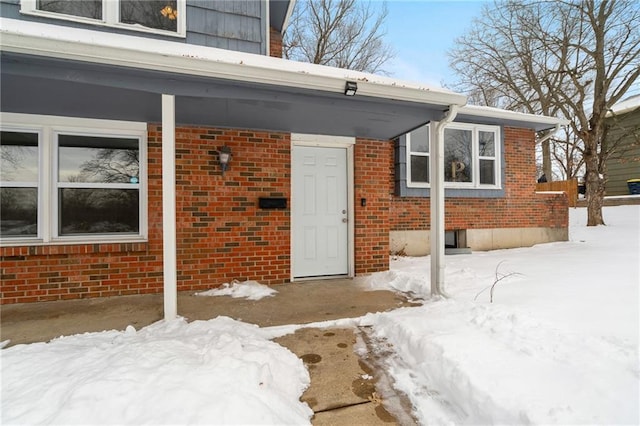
[430,106,459,296]
[162,94,177,320]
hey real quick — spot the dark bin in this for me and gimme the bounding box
[627,179,640,195]
[578,184,586,195]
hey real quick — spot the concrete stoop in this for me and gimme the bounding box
[274,328,417,426]
[1,280,420,425]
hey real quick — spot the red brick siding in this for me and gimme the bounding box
[354,139,391,274]
[0,124,566,305]
[0,244,163,304]
[1,126,292,304]
[390,127,569,231]
[164,126,292,289]
[269,27,283,58]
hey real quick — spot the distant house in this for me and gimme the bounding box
[604,95,640,195]
[0,0,567,308]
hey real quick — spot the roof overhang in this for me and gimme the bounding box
[0,18,468,140]
[606,94,640,117]
[457,105,569,132]
[269,0,296,33]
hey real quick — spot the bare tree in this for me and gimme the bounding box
[550,129,585,181]
[79,148,139,184]
[284,0,394,74]
[449,0,640,225]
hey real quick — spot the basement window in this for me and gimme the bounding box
[445,230,471,255]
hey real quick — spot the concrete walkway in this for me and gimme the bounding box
[1,278,419,424]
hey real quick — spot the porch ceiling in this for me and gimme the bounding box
[1,52,452,140]
[0,17,472,140]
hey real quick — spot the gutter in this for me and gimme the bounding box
[436,105,460,134]
[459,105,570,129]
[0,18,466,107]
[538,123,563,143]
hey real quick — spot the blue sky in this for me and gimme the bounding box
[382,1,488,87]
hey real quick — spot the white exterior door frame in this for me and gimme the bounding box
[291,133,355,281]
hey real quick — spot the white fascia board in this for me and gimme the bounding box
[0,18,466,107]
[606,95,640,117]
[459,105,570,127]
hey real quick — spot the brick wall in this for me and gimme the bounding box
[390,126,569,232]
[165,126,292,289]
[269,27,283,58]
[354,139,391,274]
[0,243,162,304]
[1,126,292,304]
[1,123,557,304]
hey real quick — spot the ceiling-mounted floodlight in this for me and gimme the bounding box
[344,81,357,96]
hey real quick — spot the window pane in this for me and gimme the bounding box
[480,159,496,185]
[0,188,38,237]
[1,131,39,182]
[58,135,139,184]
[410,155,429,183]
[409,126,429,153]
[59,188,139,235]
[444,128,472,183]
[120,0,178,32]
[479,131,496,157]
[38,0,102,19]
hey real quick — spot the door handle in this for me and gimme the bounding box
[342,218,348,223]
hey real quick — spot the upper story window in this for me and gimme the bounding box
[0,114,147,245]
[21,0,185,37]
[407,122,501,189]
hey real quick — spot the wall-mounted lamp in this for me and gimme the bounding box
[344,81,358,96]
[217,145,232,175]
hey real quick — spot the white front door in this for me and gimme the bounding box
[292,145,349,278]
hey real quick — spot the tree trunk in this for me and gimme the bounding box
[583,143,606,226]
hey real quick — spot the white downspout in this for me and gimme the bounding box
[538,123,562,144]
[430,105,460,297]
[162,94,177,320]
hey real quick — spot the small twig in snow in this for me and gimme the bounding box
[473,261,522,303]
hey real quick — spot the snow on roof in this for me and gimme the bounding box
[459,104,569,127]
[0,17,465,106]
[607,94,640,116]
[0,18,568,129]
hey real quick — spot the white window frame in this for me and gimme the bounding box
[0,126,44,240]
[406,127,430,187]
[0,113,148,247]
[20,0,186,38]
[406,123,501,190]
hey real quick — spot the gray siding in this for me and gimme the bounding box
[0,0,267,55]
[605,109,640,195]
[186,1,266,54]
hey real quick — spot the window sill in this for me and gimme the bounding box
[396,183,505,199]
[405,184,503,191]
[20,10,186,38]
[0,240,149,257]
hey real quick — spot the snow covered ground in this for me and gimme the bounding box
[195,279,278,300]
[1,205,638,425]
[366,205,639,425]
[1,317,312,425]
